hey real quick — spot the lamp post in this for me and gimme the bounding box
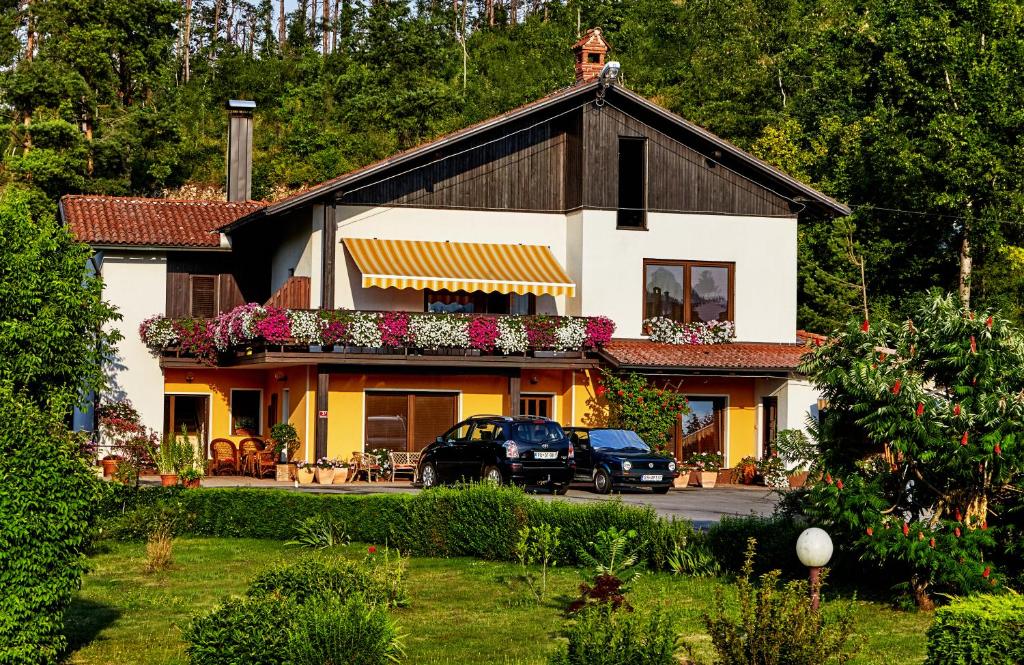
[796,527,833,611]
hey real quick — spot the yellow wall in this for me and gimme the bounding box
[164,366,315,460]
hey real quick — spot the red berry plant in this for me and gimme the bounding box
[801,294,1022,609]
[599,370,690,454]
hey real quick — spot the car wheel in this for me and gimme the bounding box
[482,465,503,485]
[421,463,439,489]
[593,469,611,494]
[652,485,671,494]
[553,482,570,496]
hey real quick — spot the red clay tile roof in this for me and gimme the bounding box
[61,195,266,248]
[600,338,813,372]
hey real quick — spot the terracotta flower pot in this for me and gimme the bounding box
[333,468,350,484]
[716,468,736,485]
[788,470,809,488]
[160,473,178,487]
[296,467,315,485]
[699,471,718,488]
[101,459,120,478]
[275,463,296,482]
[183,477,201,489]
[314,467,336,484]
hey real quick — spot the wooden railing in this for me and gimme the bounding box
[680,423,717,456]
[264,276,310,309]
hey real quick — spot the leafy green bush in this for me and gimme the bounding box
[97,484,691,570]
[287,594,405,665]
[0,387,101,664]
[248,554,407,608]
[924,594,1024,665]
[184,595,295,665]
[699,539,856,665]
[549,605,679,665]
[705,515,805,577]
[285,515,350,549]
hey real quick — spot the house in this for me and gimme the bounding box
[61,28,846,469]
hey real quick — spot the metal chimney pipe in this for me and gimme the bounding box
[226,99,256,201]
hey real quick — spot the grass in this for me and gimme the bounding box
[65,537,931,665]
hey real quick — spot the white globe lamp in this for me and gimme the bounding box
[796,527,833,611]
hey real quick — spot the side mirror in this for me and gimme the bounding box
[436,436,446,444]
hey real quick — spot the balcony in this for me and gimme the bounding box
[141,305,615,369]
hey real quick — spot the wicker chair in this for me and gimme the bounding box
[209,438,238,475]
[349,451,382,482]
[237,438,273,477]
[388,451,420,482]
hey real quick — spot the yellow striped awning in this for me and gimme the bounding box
[342,237,576,297]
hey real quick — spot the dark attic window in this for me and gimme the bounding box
[588,52,601,63]
[617,136,647,229]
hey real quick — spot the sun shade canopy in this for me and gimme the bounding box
[342,237,576,297]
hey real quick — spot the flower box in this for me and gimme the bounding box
[532,350,584,358]
[296,466,315,484]
[275,463,296,482]
[314,467,336,484]
[716,468,737,485]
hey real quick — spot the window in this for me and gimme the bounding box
[230,389,262,436]
[617,137,647,228]
[469,421,501,442]
[366,392,458,452]
[676,396,727,461]
[644,260,734,324]
[190,275,218,318]
[425,290,535,315]
[520,395,552,419]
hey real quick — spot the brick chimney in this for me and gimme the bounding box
[226,99,256,201]
[573,28,610,84]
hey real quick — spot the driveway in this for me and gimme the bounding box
[193,476,781,525]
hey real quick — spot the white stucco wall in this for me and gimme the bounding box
[333,206,568,313]
[270,211,315,294]
[777,378,820,433]
[101,252,167,434]
[576,210,798,342]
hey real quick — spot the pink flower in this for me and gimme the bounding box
[321,319,349,346]
[255,307,292,344]
[467,317,500,351]
[585,316,615,346]
[378,311,410,347]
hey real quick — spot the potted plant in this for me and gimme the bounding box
[233,415,257,437]
[101,454,122,478]
[295,460,315,485]
[737,456,759,484]
[332,461,350,484]
[150,427,193,487]
[314,458,336,484]
[686,452,723,488]
[773,429,818,488]
[270,423,300,481]
[758,454,789,489]
[180,467,203,489]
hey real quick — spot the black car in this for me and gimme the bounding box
[418,415,574,493]
[565,427,678,494]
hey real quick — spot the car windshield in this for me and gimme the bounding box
[510,421,564,444]
[589,429,651,452]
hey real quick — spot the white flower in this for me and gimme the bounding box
[409,314,470,349]
[554,318,587,351]
[644,317,734,345]
[349,313,382,347]
[288,310,323,345]
[497,317,529,354]
[140,316,177,348]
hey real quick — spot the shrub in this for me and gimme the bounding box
[924,594,1024,665]
[667,532,721,578]
[287,594,405,665]
[0,387,100,665]
[549,605,679,665]
[698,539,856,665]
[145,524,174,573]
[286,515,350,549]
[96,484,693,571]
[705,515,805,577]
[247,555,405,607]
[184,595,295,665]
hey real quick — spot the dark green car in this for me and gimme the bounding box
[565,427,678,494]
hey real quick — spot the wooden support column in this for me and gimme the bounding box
[509,373,521,416]
[315,365,330,459]
[321,204,336,309]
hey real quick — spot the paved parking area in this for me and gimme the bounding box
[185,476,781,525]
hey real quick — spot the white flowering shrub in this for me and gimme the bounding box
[644,317,735,345]
[496,317,529,354]
[348,313,382,347]
[554,317,588,351]
[139,316,178,349]
[288,310,323,345]
[409,314,470,349]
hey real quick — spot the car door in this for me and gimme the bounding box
[433,421,472,482]
[464,421,501,479]
[568,429,593,480]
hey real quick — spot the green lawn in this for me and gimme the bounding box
[65,538,931,665]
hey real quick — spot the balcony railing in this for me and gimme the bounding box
[140,304,615,365]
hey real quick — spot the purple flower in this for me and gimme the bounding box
[378,311,410,347]
[468,317,500,351]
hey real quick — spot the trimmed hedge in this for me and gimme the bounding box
[98,483,693,568]
[925,594,1024,665]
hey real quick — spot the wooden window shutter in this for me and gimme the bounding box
[190,275,218,318]
[166,272,190,318]
[412,394,457,451]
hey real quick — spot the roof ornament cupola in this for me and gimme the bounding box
[573,27,611,84]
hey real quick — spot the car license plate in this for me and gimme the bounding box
[534,451,558,460]
[641,474,663,482]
